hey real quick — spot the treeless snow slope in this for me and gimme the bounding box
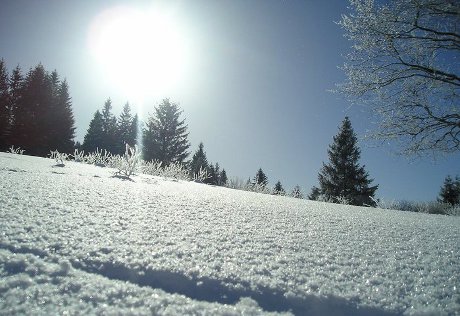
[0,152,459,316]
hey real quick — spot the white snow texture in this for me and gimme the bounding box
[0,153,459,315]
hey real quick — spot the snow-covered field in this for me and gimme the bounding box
[0,152,459,316]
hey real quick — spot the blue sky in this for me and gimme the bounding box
[1,0,458,201]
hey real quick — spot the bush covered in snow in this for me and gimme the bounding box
[7,145,24,155]
[113,144,141,179]
[374,198,460,216]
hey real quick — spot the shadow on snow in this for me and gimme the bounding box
[71,259,400,316]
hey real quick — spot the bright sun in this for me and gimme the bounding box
[88,5,189,98]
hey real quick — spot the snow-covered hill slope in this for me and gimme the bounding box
[1,153,459,316]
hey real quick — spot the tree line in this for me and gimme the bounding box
[82,99,138,156]
[82,97,229,186]
[1,58,457,209]
[0,59,75,155]
[81,95,380,205]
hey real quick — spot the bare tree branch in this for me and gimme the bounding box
[338,0,460,155]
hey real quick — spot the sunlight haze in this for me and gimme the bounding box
[0,0,458,201]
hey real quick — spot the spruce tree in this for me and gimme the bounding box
[318,117,378,206]
[273,181,285,195]
[46,70,60,149]
[254,168,268,187]
[438,175,460,206]
[131,114,139,146]
[207,163,217,185]
[143,99,190,164]
[214,163,221,185]
[5,64,74,155]
[0,59,10,150]
[308,186,321,201]
[52,79,75,153]
[7,66,23,149]
[189,142,209,178]
[12,64,53,156]
[219,169,228,186]
[101,98,117,153]
[83,110,104,152]
[117,102,138,154]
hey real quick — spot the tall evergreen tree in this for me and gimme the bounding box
[50,79,75,153]
[219,169,228,186]
[11,64,54,156]
[207,163,217,185]
[131,114,139,145]
[214,163,221,185]
[116,102,138,154]
[2,62,74,154]
[143,98,190,164]
[9,65,23,137]
[308,186,321,201]
[0,59,10,150]
[273,181,285,195]
[318,117,378,206]
[100,98,117,153]
[83,110,104,152]
[189,142,209,178]
[254,168,268,187]
[438,175,460,206]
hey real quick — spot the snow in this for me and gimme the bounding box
[0,152,459,315]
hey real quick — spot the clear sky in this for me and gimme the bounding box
[1,0,458,201]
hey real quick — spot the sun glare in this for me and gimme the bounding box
[88,5,189,98]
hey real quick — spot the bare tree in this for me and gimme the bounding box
[338,0,460,155]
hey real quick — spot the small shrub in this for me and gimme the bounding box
[244,182,271,194]
[85,148,112,167]
[49,150,68,167]
[142,160,164,176]
[374,198,458,216]
[7,146,24,155]
[113,144,141,179]
[142,160,190,181]
[162,162,190,181]
[226,177,247,190]
[71,149,85,162]
[193,166,210,183]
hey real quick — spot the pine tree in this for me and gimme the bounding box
[219,169,228,186]
[5,63,74,155]
[9,65,23,136]
[116,102,137,154]
[83,110,104,152]
[254,168,268,187]
[101,98,117,153]
[318,117,378,206]
[438,175,460,206]
[11,64,54,156]
[0,59,10,150]
[214,163,221,185]
[291,185,303,199]
[308,186,321,201]
[41,70,75,154]
[131,114,139,146]
[189,142,209,178]
[273,181,285,195]
[51,79,75,153]
[207,163,217,185]
[143,99,190,164]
